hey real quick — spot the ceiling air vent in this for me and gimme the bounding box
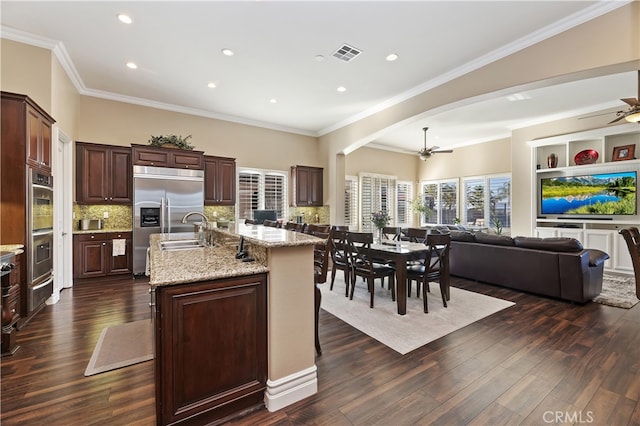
[332,44,362,62]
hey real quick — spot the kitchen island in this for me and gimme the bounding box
[149,224,320,425]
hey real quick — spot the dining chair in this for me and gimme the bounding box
[284,221,305,232]
[381,226,401,241]
[618,227,640,299]
[347,232,396,308]
[404,227,428,243]
[305,223,331,235]
[244,218,257,225]
[312,229,331,355]
[263,219,279,228]
[329,228,351,297]
[406,233,451,313]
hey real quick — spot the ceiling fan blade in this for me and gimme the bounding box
[432,149,454,154]
[608,114,627,124]
[621,98,640,107]
[429,146,440,151]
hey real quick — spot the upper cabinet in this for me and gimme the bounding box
[132,144,204,169]
[204,155,236,205]
[1,92,55,174]
[76,142,132,204]
[291,165,323,206]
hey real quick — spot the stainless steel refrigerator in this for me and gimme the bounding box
[132,165,204,275]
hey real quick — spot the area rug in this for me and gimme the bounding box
[84,319,154,376]
[593,273,639,309]
[319,276,515,355]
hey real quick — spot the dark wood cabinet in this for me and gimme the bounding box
[155,273,267,425]
[73,232,133,280]
[76,142,132,204]
[291,165,323,206]
[26,107,53,172]
[1,92,54,327]
[204,155,236,205]
[1,253,22,356]
[132,144,204,169]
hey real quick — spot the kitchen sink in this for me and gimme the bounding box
[159,239,206,251]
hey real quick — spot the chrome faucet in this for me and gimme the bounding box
[181,211,209,225]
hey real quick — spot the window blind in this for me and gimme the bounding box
[237,169,287,220]
[396,181,413,227]
[344,176,358,229]
[359,173,396,232]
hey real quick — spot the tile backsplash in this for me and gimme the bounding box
[74,205,132,230]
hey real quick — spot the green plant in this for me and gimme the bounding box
[411,197,432,216]
[453,217,461,224]
[148,134,194,150]
[492,217,503,235]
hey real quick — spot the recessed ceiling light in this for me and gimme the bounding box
[126,62,138,69]
[221,48,234,56]
[314,55,325,62]
[207,82,216,89]
[270,98,277,104]
[385,53,398,62]
[337,86,346,93]
[117,14,132,24]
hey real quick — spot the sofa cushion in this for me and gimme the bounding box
[513,236,583,252]
[474,232,514,246]
[589,249,610,267]
[450,230,476,242]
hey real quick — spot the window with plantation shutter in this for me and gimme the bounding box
[344,176,358,229]
[396,181,413,228]
[237,168,287,221]
[420,179,458,225]
[462,174,511,230]
[359,173,396,232]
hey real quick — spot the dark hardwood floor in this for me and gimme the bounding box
[2,275,639,425]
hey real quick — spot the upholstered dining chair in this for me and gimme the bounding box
[329,228,351,297]
[244,218,256,225]
[263,219,278,228]
[347,232,396,308]
[406,233,451,313]
[619,227,640,299]
[312,229,331,355]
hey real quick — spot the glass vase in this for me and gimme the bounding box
[376,227,383,243]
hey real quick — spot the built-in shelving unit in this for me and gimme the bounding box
[530,123,640,273]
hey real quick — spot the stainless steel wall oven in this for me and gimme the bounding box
[28,169,53,312]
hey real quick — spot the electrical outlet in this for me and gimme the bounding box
[103,211,109,219]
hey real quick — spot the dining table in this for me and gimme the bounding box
[369,239,439,315]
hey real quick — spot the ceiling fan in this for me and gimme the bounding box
[609,70,640,124]
[418,127,453,160]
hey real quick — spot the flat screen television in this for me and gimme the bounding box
[540,171,637,216]
[253,209,278,224]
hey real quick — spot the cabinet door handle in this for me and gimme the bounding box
[91,235,95,239]
[102,242,106,246]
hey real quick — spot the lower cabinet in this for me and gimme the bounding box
[154,273,267,425]
[73,232,132,279]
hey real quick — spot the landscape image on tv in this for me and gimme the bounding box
[541,171,637,215]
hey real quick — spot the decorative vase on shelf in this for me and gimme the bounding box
[547,153,558,168]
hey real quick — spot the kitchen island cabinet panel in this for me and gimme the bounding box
[155,273,267,425]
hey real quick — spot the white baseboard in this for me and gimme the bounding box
[264,365,318,412]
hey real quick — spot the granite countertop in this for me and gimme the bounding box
[0,244,25,255]
[73,228,132,235]
[215,223,321,248]
[149,232,269,288]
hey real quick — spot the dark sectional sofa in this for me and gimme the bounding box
[448,231,609,303]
